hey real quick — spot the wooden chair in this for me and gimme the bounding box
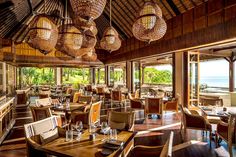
[200,96,223,106]
[96,86,104,100]
[72,92,82,103]
[35,98,52,107]
[108,111,135,131]
[164,98,178,113]
[85,84,93,95]
[38,93,49,99]
[78,95,92,104]
[24,116,61,157]
[145,97,163,118]
[111,90,125,108]
[180,105,212,146]
[16,91,28,105]
[130,131,174,157]
[215,114,236,157]
[71,101,102,127]
[30,106,52,122]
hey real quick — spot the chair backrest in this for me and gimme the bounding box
[200,97,223,106]
[96,87,104,94]
[38,93,49,99]
[111,90,122,101]
[35,97,52,107]
[24,116,58,138]
[160,131,174,157]
[88,101,102,125]
[130,98,143,109]
[86,85,92,92]
[66,88,72,95]
[30,106,52,122]
[227,114,236,144]
[78,95,92,104]
[108,111,135,131]
[145,97,162,115]
[73,92,82,103]
[16,91,28,104]
[165,99,178,111]
[135,89,140,99]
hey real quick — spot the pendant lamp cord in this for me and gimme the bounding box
[65,0,68,24]
[109,0,112,27]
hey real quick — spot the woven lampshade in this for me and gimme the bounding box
[82,29,97,49]
[82,48,97,62]
[90,21,98,35]
[100,27,121,52]
[132,2,166,43]
[27,14,58,55]
[73,16,94,31]
[56,24,84,57]
[70,0,107,20]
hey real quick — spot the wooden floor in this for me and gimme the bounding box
[0,98,234,157]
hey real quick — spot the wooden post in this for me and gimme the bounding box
[225,52,236,92]
[97,68,100,84]
[126,61,132,92]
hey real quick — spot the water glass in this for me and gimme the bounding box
[101,122,108,141]
[66,130,73,142]
[109,129,117,141]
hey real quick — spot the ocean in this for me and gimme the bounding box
[200,76,229,87]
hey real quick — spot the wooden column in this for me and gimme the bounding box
[141,66,145,85]
[19,67,22,89]
[172,53,176,97]
[97,68,100,84]
[225,52,236,92]
[126,61,132,92]
[3,63,6,93]
[56,68,61,85]
[105,66,109,86]
[91,68,96,85]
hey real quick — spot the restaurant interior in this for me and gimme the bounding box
[0,0,236,157]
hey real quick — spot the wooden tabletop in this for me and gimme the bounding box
[199,106,236,117]
[51,103,87,112]
[40,130,136,157]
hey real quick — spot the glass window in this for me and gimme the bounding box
[200,59,229,92]
[95,67,105,84]
[21,67,55,86]
[143,64,172,85]
[6,64,15,96]
[62,68,90,87]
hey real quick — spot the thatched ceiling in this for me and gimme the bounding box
[0,0,207,42]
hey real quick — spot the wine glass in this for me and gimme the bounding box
[101,122,108,141]
[75,121,83,141]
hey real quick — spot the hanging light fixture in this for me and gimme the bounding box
[70,0,107,20]
[70,0,106,30]
[132,2,167,43]
[56,0,84,58]
[100,0,121,52]
[82,48,97,61]
[27,1,58,55]
[82,29,97,49]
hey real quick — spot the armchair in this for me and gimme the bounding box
[145,97,163,118]
[180,105,212,146]
[216,114,236,157]
[130,131,174,157]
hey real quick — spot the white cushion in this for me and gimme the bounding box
[40,128,59,144]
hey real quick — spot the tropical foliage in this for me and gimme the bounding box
[21,67,55,86]
[144,67,172,84]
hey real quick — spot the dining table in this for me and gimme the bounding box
[39,129,136,157]
[199,106,236,118]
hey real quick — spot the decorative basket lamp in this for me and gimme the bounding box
[90,21,98,35]
[70,0,106,30]
[82,48,97,61]
[100,0,121,52]
[56,24,84,58]
[132,2,167,43]
[100,27,121,52]
[27,14,58,54]
[82,29,97,49]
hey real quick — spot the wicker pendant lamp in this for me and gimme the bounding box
[82,29,97,49]
[82,48,97,61]
[100,0,121,52]
[70,0,106,30]
[70,0,106,20]
[132,2,167,43]
[27,14,58,55]
[56,0,84,58]
[27,0,58,55]
[56,24,83,57]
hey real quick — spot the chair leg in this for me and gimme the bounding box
[215,133,218,148]
[229,143,233,157]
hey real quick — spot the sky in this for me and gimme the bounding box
[200,59,229,77]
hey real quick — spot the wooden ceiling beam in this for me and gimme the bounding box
[113,0,135,22]
[190,0,197,7]
[166,0,181,15]
[179,0,188,11]
[160,0,174,18]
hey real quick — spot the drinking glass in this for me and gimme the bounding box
[101,122,108,141]
[66,130,73,142]
[109,129,117,141]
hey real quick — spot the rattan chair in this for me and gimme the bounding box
[71,101,102,128]
[145,97,163,118]
[111,90,126,108]
[96,86,104,100]
[164,98,178,113]
[216,114,236,157]
[108,111,135,131]
[24,116,62,157]
[30,106,52,122]
[130,131,174,157]
[78,95,92,104]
